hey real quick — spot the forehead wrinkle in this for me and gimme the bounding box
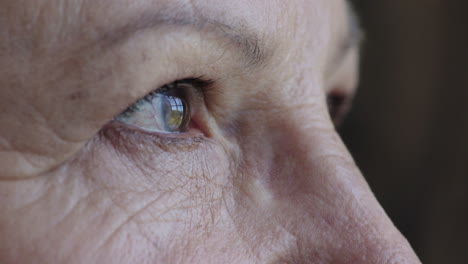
[94,7,271,70]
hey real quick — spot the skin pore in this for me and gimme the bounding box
[0,0,421,263]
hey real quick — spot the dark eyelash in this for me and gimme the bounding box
[175,76,214,92]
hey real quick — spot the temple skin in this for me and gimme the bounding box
[0,0,421,263]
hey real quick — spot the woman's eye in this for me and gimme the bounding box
[114,83,192,134]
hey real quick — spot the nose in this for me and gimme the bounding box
[235,105,422,263]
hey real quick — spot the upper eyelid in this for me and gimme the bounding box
[174,77,215,92]
[116,77,213,115]
[163,77,215,103]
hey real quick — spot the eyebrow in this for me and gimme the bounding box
[97,9,270,69]
[96,5,362,72]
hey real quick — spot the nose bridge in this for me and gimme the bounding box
[263,104,349,198]
[259,110,422,263]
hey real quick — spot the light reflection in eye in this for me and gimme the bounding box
[162,95,187,131]
[114,86,190,134]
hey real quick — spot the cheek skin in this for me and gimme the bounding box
[83,135,237,262]
[0,126,237,264]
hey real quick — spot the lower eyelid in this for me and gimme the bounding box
[101,121,206,153]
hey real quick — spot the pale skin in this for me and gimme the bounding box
[0,0,422,263]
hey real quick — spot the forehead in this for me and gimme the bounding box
[2,0,349,63]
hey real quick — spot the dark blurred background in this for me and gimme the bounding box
[342,1,468,263]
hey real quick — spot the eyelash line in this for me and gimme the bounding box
[176,76,215,93]
[119,76,215,116]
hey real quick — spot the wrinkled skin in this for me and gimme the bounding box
[0,0,422,263]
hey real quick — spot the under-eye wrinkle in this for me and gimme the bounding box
[100,123,206,154]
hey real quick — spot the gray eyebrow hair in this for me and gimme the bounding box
[97,10,271,69]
